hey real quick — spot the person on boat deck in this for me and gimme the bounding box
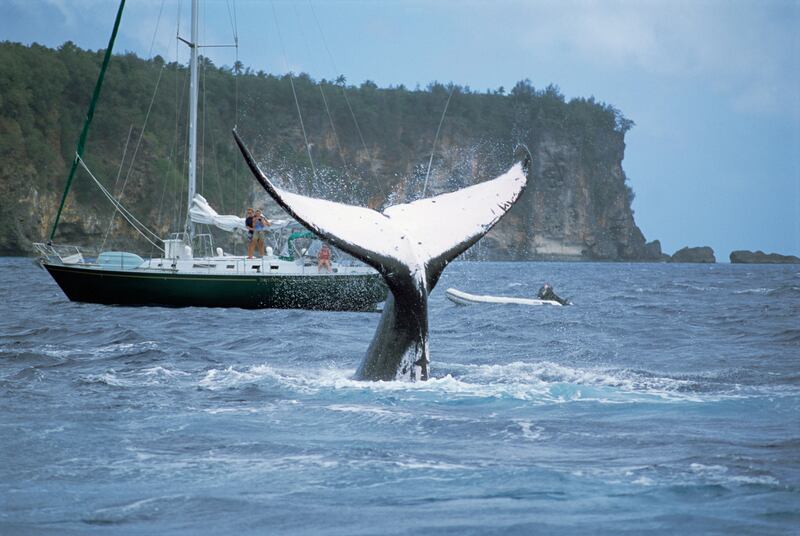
[318,243,332,272]
[537,283,569,305]
[245,208,255,259]
[253,209,271,257]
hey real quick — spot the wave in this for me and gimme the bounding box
[78,371,136,388]
[688,463,780,487]
[734,287,775,295]
[450,360,697,391]
[82,494,251,526]
[777,329,800,345]
[672,282,722,292]
[39,340,160,360]
[767,284,800,297]
[77,364,190,389]
[194,360,753,405]
[571,462,783,490]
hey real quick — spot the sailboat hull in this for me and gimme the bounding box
[43,263,387,311]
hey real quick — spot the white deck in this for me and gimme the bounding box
[135,255,376,277]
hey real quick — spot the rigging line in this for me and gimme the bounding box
[227,0,240,244]
[100,123,133,250]
[169,1,184,236]
[151,36,190,257]
[151,4,182,258]
[177,11,194,238]
[112,125,134,193]
[319,83,349,172]
[109,132,137,252]
[84,162,162,242]
[165,13,183,229]
[270,0,319,182]
[233,19,239,235]
[226,0,240,132]
[292,2,350,176]
[200,0,209,198]
[200,29,206,196]
[421,85,455,197]
[177,21,190,234]
[78,156,164,251]
[225,0,239,42]
[178,105,189,233]
[101,63,167,251]
[147,0,167,58]
[210,128,225,216]
[308,0,371,165]
[233,0,241,251]
[104,0,161,251]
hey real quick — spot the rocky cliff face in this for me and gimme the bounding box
[247,127,653,262]
[506,131,648,261]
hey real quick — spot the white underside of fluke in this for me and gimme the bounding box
[268,163,527,271]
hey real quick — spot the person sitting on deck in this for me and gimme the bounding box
[318,244,332,272]
[245,208,255,258]
[537,283,569,305]
[253,209,271,257]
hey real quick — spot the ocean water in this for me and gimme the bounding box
[1,257,798,535]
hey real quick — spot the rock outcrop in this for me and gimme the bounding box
[642,240,670,262]
[670,246,716,263]
[730,250,800,264]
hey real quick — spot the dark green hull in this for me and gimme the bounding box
[44,263,388,311]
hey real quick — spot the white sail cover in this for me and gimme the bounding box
[189,194,290,232]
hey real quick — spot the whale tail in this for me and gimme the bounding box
[233,130,530,380]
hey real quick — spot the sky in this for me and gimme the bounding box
[2,0,799,259]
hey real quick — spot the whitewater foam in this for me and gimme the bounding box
[194,360,727,404]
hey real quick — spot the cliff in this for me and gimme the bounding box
[0,42,655,260]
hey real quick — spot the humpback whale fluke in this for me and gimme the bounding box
[233,130,530,381]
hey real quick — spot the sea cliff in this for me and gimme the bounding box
[1,42,655,260]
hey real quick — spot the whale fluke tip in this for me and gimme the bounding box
[513,143,532,174]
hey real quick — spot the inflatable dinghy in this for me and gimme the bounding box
[445,288,563,306]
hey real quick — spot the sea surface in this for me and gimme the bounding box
[1,257,798,535]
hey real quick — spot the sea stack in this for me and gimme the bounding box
[670,246,716,263]
[730,250,800,264]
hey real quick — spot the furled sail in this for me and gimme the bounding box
[189,194,289,232]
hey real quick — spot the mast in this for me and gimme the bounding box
[186,0,199,240]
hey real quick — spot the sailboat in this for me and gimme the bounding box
[34,0,388,312]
